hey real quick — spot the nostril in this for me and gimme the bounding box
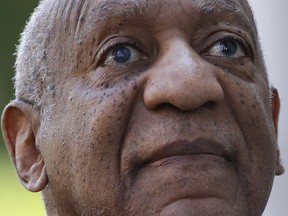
[155,101,217,112]
[156,103,175,110]
[203,101,217,109]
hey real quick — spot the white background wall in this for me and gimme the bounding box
[248,0,288,215]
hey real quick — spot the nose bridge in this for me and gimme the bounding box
[143,38,224,111]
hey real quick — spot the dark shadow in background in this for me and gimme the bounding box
[0,0,39,155]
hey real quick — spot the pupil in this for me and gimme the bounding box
[220,41,237,56]
[112,47,131,63]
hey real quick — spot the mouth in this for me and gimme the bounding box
[123,137,239,211]
[140,138,234,168]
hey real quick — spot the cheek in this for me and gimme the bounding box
[39,80,139,213]
[220,74,275,162]
[221,78,276,213]
[232,85,275,162]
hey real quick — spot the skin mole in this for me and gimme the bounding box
[79,16,85,22]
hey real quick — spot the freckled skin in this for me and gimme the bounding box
[1,0,284,216]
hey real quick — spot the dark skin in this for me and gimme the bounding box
[1,0,284,215]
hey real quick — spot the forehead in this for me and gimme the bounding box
[58,0,255,34]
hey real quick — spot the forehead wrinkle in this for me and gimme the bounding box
[75,0,91,40]
[56,0,91,38]
[48,0,88,43]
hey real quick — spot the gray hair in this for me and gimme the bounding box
[15,0,57,109]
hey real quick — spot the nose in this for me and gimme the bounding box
[144,38,224,111]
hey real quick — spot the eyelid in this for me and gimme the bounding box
[200,32,254,60]
[96,37,144,67]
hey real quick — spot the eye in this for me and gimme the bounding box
[104,45,144,65]
[206,39,246,58]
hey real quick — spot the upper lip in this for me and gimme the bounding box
[141,138,233,167]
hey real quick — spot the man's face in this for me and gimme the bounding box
[38,0,280,215]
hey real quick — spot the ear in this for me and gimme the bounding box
[1,100,48,192]
[270,87,284,176]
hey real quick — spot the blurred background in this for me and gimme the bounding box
[0,1,45,216]
[0,0,287,215]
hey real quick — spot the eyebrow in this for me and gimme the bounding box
[72,0,148,40]
[93,0,148,19]
[194,0,257,36]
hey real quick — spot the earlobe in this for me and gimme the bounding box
[270,87,285,176]
[1,101,48,192]
[26,158,48,192]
